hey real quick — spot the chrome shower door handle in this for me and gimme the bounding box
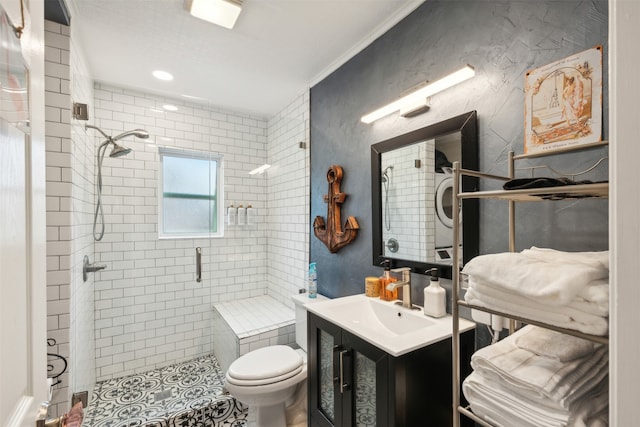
[195,247,202,283]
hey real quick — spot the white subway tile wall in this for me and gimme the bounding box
[44,21,72,417]
[90,83,285,380]
[381,141,435,262]
[266,92,310,308]
[213,92,310,374]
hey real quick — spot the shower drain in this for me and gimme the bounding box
[154,389,172,402]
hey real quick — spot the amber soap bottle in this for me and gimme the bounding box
[379,259,397,301]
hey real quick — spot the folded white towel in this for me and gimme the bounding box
[470,326,608,408]
[514,325,597,362]
[523,247,609,270]
[465,281,609,335]
[569,381,609,427]
[572,281,609,316]
[463,370,609,427]
[462,249,609,306]
[463,371,569,427]
[467,276,608,317]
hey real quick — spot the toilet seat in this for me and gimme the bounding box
[226,345,303,387]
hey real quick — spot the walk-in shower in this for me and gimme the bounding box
[86,124,149,241]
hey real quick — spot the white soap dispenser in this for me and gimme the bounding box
[424,268,446,318]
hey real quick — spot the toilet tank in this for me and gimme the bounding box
[291,293,329,352]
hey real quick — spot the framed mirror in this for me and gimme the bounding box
[371,110,479,279]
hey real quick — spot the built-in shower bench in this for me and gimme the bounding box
[212,295,296,373]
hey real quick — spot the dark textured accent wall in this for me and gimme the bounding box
[310,1,608,301]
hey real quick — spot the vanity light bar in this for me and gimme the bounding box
[361,65,475,124]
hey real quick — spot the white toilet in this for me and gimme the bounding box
[224,293,328,427]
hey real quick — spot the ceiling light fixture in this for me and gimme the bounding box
[152,70,174,81]
[186,0,243,30]
[361,65,476,124]
[249,164,270,175]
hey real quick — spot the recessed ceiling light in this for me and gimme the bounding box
[187,0,242,30]
[163,104,179,112]
[152,70,174,81]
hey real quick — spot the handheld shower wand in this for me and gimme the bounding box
[86,124,149,241]
[382,166,393,230]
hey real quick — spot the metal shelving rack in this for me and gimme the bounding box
[450,151,609,427]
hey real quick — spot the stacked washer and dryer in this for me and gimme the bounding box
[434,169,461,265]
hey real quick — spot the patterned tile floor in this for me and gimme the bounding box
[83,354,248,427]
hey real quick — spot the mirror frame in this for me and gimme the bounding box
[371,110,479,279]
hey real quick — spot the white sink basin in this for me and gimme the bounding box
[306,294,475,357]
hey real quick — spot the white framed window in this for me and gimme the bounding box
[158,147,224,238]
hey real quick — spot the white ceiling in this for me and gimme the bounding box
[70,0,425,118]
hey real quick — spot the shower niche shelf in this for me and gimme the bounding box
[226,204,257,226]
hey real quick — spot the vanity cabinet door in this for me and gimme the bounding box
[309,313,344,427]
[342,330,389,427]
[308,313,389,427]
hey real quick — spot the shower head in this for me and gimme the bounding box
[86,124,149,158]
[108,129,148,157]
[109,143,132,158]
[382,165,394,182]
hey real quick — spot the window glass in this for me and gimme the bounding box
[159,148,223,238]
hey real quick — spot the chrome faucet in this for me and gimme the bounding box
[386,267,418,310]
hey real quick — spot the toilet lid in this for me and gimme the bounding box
[228,345,303,383]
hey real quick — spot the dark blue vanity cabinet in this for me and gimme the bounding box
[308,312,475,427]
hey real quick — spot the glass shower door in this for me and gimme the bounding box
[82,130,221,425]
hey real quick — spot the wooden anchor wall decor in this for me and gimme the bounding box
[314,165,359,253]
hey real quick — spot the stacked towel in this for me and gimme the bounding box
[463,325,608,427]
[462,247,609,335]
